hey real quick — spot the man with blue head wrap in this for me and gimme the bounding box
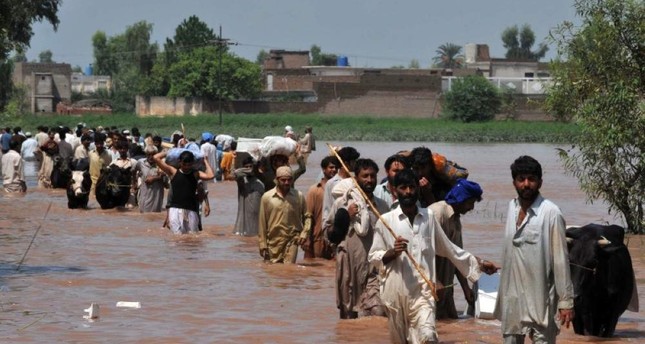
[445,179,483,206]
[429,178,483,319]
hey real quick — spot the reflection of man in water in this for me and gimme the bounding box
[258,166,311,264]
[430,178,483,319]
[495,155,574,343]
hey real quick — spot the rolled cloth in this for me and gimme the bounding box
[276,166,293,178]
[202,132,214,142]
[445,178,483,205]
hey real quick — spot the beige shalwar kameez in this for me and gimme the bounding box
[258,186,311,263]
[429,200,465,319]
[323,179,389,317]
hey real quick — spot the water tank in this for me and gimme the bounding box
[336,55,349,67]
[464,43,477,64]
[85,65,93,76]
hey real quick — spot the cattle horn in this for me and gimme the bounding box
[566,237,574,244]
[597,236,611,247]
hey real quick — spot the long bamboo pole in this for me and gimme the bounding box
[327,143,438,300]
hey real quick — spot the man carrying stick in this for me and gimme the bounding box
[324,158,389,319]
[369,169,498,343]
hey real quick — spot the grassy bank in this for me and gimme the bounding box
[6,112,580,143]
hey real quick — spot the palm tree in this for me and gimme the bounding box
[432,43,464,69]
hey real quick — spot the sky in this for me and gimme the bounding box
[27,0,580,69]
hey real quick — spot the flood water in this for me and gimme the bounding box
[1,142,642,343]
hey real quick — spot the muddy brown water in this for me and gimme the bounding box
[1,142,642,343]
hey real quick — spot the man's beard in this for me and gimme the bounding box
[360,181,375,195]
[398,194,417,207]
[516,187,539,202]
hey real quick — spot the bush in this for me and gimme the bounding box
[442,75,501,122]
[1,85,29,121]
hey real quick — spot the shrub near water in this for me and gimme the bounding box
[443,75,502,122]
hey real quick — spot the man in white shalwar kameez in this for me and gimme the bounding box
[494,156,574,343]
[369,169,497,343]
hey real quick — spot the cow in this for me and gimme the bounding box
[51,155,72,189]
[95,165,133,209]
[565,224,639,337]
[67,170,91,209]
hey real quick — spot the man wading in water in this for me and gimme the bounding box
[154,150,214,234]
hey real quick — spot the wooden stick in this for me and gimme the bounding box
[16,202,52,271]
[326,143,438,300]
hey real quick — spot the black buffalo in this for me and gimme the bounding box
[566,224,638,337]
[67,170,92,209]
[51,155,72,189]
[95,165,132,209]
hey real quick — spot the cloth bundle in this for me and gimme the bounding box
[215,134,235,151]
[432,152,469,184]
[248,136,298,160]
[165,142,205,169]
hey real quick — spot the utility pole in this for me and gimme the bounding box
[213,25,237,125]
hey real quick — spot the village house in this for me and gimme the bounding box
[11,62,72,113]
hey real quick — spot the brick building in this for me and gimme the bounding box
[12,62,72,113]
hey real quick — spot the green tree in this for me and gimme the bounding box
[442,75,501,122]
[164,15,217,65]
[92,21,158,77]
[166,46,261,100]
[0,0,60,111]
[432,43,464,69]
[547,0,644,233]
[310,44,337,66]
[501,24,548,61]
[256,49,269,65]
[92,31,115,75]
[0,0,61,59]
[12,51,27,62]
[408,59,420,69]
[38,49,53,63]
[0,59,14,113]
[92,21,159,111]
